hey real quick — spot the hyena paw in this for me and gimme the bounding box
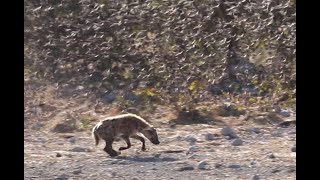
[119,147,128,151]
[141,147,146,151]
[109,151,121,157]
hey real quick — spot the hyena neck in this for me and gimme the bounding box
[128,113,153,131]
[137,122,152,132]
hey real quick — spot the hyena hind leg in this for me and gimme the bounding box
[131,135,146,151]
[119,136,132,151]
[103,140,120,157]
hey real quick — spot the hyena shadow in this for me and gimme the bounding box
[114,155,178,162]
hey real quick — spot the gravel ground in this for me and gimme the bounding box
[24,121,296,180]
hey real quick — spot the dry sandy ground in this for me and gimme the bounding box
[24,114,296,180]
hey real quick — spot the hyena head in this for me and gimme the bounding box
[141,127,160,145]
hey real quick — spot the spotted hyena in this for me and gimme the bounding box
[92,113,160,157]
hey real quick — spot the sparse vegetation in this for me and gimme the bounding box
[25,0,295,119]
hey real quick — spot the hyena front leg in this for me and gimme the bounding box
[131,135,146,151]
[103,140,120,157]
[119,136,131,151]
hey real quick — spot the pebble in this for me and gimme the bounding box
[214,163,223,168]
[72,169,82,175]
[70,147,90,152]
[187,145,199,155]
[57,174,69,179]
[185,135,197,145]
[279,110,290,117]
[197,161,207,169]
[268,153,276,159]
[251,175,260,180]
[31,123,43,130]
[188,154,200,159]
[131,177,139,180]
[272,168,281,173]
[253,116,268,125]
[221,127,239,139]
[69,137,76,144]
[273,105,281,113]
[176,165,194,171]
[291,146,296,152]
[204,133,216,140]
[247,128,261,134]
[175,135,183,141]
[228,164,241,169]
[111,172,117,177]
[231,138,244,146]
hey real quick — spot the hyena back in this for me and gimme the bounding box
[92,113,160,157]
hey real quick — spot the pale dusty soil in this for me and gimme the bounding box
[24,115,296,180]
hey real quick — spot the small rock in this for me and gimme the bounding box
[267,113,283,124]
[102,92,117,104]
[169,122,176,128]
[188,154,200,159]
[250,161,256,165]
[175,135,183,141]
[247,128,261,134]
[56,153,62,157]
[111,172,117,177]
[31,123,43,130]
[124,92,140,102]
[76,85,84,90]
[36,137,46,143]
[221,127,239,139]
[219,103,245,117]
[70,147,90,152]
[131,177,139,180]
[52,119,77,133]
[272,168,281,173]
[228,164,241,169]
[291,146,296,152]
[57,174,68,180]
[271,130,283,137]
[253,116,269,125]
[186,145,199,155]
[69,137,76,144]
[278,120,296,128]
[197,161,207,169]
[279,110,290,117]
[185,135,197,143]
[268,153,276,159]
[72,169,82,175]
[204,133,216,140]
[251,175,260,180]
[273,105,281,113]
[288,129,296,134]
[176,165,194,171]
[231,138,244,146]
[214,163,223,168]
[153,153,161,158]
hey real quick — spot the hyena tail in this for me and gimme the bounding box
[92,126,100,146]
